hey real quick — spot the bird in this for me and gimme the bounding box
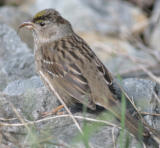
[19,8,160,146]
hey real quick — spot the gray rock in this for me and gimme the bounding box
[122,78,157,113]
[0,23,36,91]
[0,69,8,91]
[1,87,58,120]
[121,78,160,129]
[3,76,43,96]
[104,41,157,75]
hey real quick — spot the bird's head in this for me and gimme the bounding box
[19,9,73,43]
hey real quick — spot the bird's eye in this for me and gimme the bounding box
[40,22,45,26]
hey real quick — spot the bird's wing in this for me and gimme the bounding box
[92,53,118,97]
[41,46,96,110]
[72,34,113,85]
[93,53,113,85]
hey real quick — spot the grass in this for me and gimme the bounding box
[120,93,127,148]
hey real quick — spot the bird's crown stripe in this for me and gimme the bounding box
[34,10,47,19]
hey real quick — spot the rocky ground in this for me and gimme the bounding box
[0,0,160,148]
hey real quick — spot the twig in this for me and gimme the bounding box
[130,19,149,35]
[153,91,160,104]
[140,112,160,116]
[143,143,147,148]
[9,102,30,132]
[136,64,160,84]
[112,127,116,148]
[117,64,157,76]
[0,114,119,128]
[0,118,17,121]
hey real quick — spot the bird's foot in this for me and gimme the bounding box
[40,105,64,118]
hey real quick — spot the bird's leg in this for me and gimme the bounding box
[41,105,64,117]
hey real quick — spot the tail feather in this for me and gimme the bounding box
[101,95,160,146]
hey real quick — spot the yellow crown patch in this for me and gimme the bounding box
[34,10,47,19]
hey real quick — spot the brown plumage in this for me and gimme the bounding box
[19,9,160,146]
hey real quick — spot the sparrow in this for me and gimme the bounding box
[19,8,160,146]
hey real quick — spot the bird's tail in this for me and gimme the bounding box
[101,95,160,147]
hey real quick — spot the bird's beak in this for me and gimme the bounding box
[19,21,34,30]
